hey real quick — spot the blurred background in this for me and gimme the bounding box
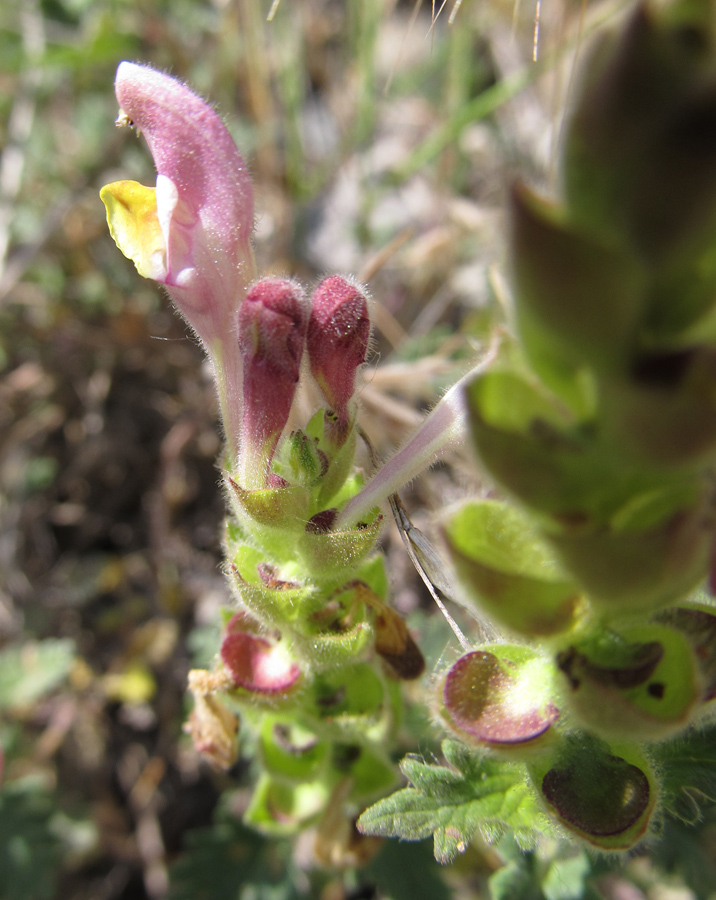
[3,0,716,898]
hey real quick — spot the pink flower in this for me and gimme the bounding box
[100,62,256,461]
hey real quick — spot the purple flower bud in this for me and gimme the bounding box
[307,276,370,429]
[238,278,308,485]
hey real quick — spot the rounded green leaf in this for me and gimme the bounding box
[511,182,645,374]
[308,663,386,728]
[291,617,374,672]
[228,545,319,625]
[600,351,716,468]
[244,773,329,836]
[225,477,310,531]
[298,514,383,579]
[465,370,657,521]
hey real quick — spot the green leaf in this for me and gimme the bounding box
[654,725,716,824]
[168,802,308,900]
[441,738,488,781]
[489,855,542,900]
[357,740,546,864]
[541,852,591,900]
[343,745,398,801]
[510,182,645,376]
[228,544,319,626]
[399,756,476,804]
[307,663,385,725]
[528,736,657,851]
[298,513,383,580]
[0,640,75,712]
[259,716,328,782]
[0,782,62,900]
[363,838,452,900]
[558,623,700,740]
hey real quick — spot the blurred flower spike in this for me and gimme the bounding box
[100,62,257,462]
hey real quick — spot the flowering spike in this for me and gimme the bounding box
[307,276,370,440]
[238,278,308,487]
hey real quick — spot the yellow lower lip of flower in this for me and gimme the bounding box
[100,180,167,281]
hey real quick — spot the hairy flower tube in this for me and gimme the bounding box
[100,62,256,462]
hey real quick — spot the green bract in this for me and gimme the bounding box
[442,499,581,635]
[527,737,658,851]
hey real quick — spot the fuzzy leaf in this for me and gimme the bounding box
[489,857,542,900]
[441,738,488,781]
[357,740,545,863]
[167,804,306,900]
[654,725,716,825]
[363,839,452,900]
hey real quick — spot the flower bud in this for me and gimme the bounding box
[307,276,370,440]
[237,278,308,487]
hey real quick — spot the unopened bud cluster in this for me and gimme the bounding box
[435,0,716,850]
[193,273,424,839]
